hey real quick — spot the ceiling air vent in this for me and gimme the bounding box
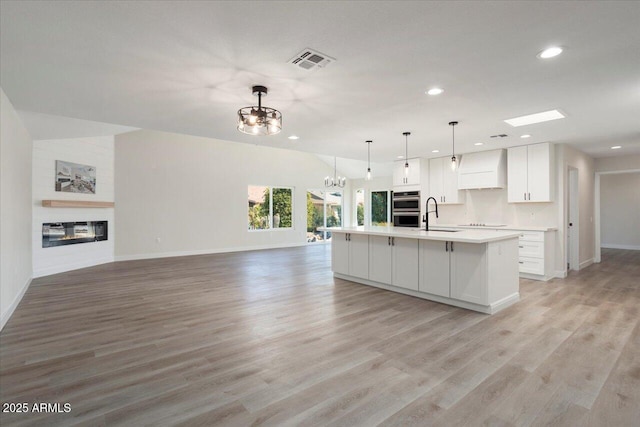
[289,48,335,71]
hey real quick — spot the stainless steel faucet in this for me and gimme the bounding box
[423,197,438,231]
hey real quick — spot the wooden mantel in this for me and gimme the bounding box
[42,200,115,208]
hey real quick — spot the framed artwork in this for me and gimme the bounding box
[55,160,96,194]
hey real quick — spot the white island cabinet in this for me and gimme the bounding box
[331,232,368,280]
[369,235,419,291]
[323,226,521,314]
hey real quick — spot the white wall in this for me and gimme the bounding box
[1,88,33,330]
[32,136,115,277]
[114,129,339,260]
[595,154,640,173]
[600,173,640,250]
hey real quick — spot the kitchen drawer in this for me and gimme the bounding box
[519,256,545,275]
[518,240,544,258]
[518,231,544,242]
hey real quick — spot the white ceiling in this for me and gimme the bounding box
[1,1,639,164]
[17,111,138,140]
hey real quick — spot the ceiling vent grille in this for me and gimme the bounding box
[289,48,335,70]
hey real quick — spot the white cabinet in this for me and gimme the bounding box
[369,236,419,290]
[450,241,487,305]
[419,240,450,297]
[393,158,421,186]
[516,230,555,280]
[429,157,465,204]
[419,240,487,304]
[332,232,369,279]
[508,143,552,203]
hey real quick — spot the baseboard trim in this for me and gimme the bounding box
[554,270,568,279]
[1,276,32,331]
[33,257,114,278]
[579,258,594,270]
[601,244,640,251]
[333,273,519,315]
[115,242,309,262]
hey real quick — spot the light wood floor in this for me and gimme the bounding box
[1,246,638,426]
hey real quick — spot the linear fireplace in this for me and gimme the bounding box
[42,221,108,248]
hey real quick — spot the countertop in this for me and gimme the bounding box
[430,224,557,232]
[319,226,521,243]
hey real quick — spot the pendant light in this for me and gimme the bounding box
[449,121,458,171]
[325,157,346,188]
[237,85,282,136]
[365,140,373,181]
[403,132,411,176]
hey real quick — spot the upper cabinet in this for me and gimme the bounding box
[507,143,553,203]
[393,158,421,187]
[429,156,465,204]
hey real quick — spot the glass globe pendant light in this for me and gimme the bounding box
[365,140,373,181]
[449,121,459,171]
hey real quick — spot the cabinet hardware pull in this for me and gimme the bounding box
[519,246,524,248]
[519,261,524,264]
[528,192,531,200]
[388,236,391,245]
[524,192,526,200]
[392,237,395,246]
[451,242,454,252]
[446,241,449,252]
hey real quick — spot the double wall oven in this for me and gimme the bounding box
[392,191,420,228]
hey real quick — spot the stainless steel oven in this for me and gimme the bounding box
[392,191,420,212]
[392,191,420,227]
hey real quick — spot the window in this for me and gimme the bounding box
[355,188,365,226]
[371,190,390,226]
[248,186,293,230]
[306,189,343,243]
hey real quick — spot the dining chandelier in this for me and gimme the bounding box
[237,85,282,136]
[325,157,346,188]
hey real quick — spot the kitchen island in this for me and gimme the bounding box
[320,226,522,314]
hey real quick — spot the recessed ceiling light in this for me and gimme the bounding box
[431,149,439,153]
[426,88,444,96]
[611,145,622,149]
[474,142,483,146]
[288,135,299,140]
[520,134,531,139]
[538,46,563,59]
[504,109,565,127]
[397,155,404,159]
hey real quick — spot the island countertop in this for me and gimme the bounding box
[318,226,520,244]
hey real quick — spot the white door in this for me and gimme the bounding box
[507,146,529,203]
[568,168,580,271]
[527,143,551,202]
[429,158,444,202]
[450,241,487,305]
[332,232,350,275]
[369,235,392,284]
[392,161,407,186]
[392,237,419,290]
[406,158,421,186]
[348,234,369,279]
[419,240,450,297]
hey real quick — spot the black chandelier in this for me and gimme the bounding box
[237,85,282,136]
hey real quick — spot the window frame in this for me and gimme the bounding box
[247,185,294,232]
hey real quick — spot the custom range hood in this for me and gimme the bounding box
[457,149,507,189]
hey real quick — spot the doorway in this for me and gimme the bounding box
[567,167,579,271]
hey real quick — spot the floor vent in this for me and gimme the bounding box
[289,48,335,70]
